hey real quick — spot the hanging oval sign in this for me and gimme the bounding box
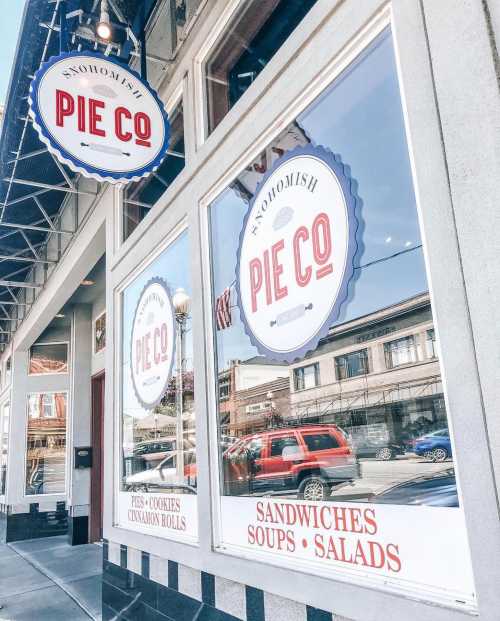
[235,146,361,362]
[131,278,175,410]
[29,51,170,184]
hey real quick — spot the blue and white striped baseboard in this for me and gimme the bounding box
[103,540,353,621]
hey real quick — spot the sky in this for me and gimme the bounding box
[0,1,25,105]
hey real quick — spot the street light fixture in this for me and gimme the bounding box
[173,287,190,317]
[96,0,112,40]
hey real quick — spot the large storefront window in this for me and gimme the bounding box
[118,231,197,541]
[205,0,319,134]
[0,403,9,496]
[209,29,474,604]
[26,393,67,495]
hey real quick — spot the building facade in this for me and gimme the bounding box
[0,1,499,621]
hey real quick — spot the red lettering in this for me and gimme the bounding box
[135,339,141,374]
[144,332,151,370]
[161,323,168,361]
[77,95,86,132]
[115,106,132,142]
[312,213,333,279]
[135,112,151,147]
[271,240,288,301]
[263,250,272,306]
[293,226,312,287]
[249,258,263,313]
[154,327,160,365]
[386,543,402,572]
[89,98,106,137]
[56,90,74,127]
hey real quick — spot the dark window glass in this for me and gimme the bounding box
[335,349,369,380]
[303,433,339,452]
[205,0,319,134]
[29,343,68,375]
[123,102,185,240]
[270,435,298,457]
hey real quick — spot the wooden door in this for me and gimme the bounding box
[90,372,105,543]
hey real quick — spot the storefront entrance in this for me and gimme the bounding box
[90,372,105,543]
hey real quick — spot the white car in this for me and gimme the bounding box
[125,451,196,491]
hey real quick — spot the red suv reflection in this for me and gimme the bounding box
[224,425,360,501]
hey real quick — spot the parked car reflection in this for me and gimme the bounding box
[370,468,457,507]
[413,429,452,462]
[125,450,197,493]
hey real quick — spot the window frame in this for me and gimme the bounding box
[334,348,370,380]
[113,218,199,546]
[293,362,320,391]
[23,390,69,499]
[28,341,69,376]
[197,4,479,613]
[383,334,418,369]
[0,400,10,501]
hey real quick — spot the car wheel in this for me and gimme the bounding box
[298,476,329,501]
[431,447,448,462]
[130,484,148,493]
[375,447,394,461]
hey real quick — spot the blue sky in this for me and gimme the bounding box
[0,1,25,105]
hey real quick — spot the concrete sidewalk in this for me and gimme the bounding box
[0,536,102,620]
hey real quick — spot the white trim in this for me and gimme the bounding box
[193,0,243,148]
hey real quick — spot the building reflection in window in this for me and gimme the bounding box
[0,403,9,495]
[29,343,69,375]
[121,233,197,494]
[210,30,457,507]
[25,393,67,495]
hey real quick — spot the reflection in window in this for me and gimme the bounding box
[121,233,196,495]
[210,30,456,509]
[26,393,67,495]
[294,364,319,391]
[270,435,298,457]
[5,358,10,385]
[123,101,185,240]
[384,336,417,369]
[0,403,9,495]
[205,0,319,134]
[29,343,68,375]
[303,433,340,452]
[335,349,369,380]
